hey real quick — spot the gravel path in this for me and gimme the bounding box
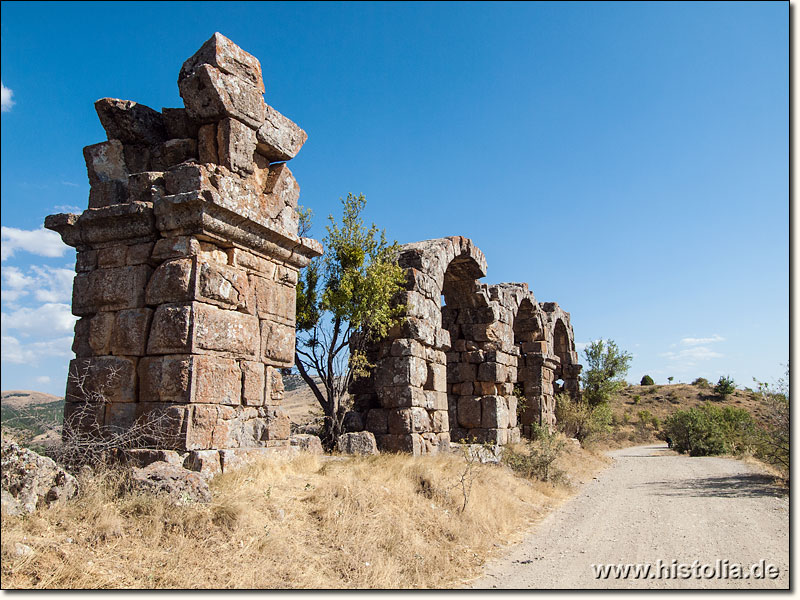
[471,444,788,589]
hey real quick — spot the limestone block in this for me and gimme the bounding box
[474,381,497,395]
[266,366,285,403]
[465,350,484,364]
[425,362,447,391]
[72,318,92,357]
[95,98,168,145]
[193,355,242,405]
[72,265,151,315]
[400,318,436,347]
[256,104,307,161]
[375,433,422,455]
[88,312,116,355]
[241,360,265,406]
[111,308,153,356]
[196,259,251,312]
[126,242,154,266]
[150,138,197,171]
[337,431,379,456]
[388,407,431,435]
[421,390,448,411]
[390,338,425,358]
[481,396,509,429]
[431,409,449,432]
[375,355,428,388]
[63,402,105,436]
[365,409,389,434]
[250,275,295,321]
[376,385,426,409]
[179,32,265,94]
[88,180,129,209]
[452,381,473,396]
[76,250,97,273]
[162,107,200,140]
[198,123,219,163]
[507,395,518,428]
[138,355,193,404]
[184,450,222,477]
[135,403,189,449]
[217,117,257,175]
[75,202,156,245]
[260,320,295,367]
[290,434,324,455]
[83,140,128,185]
[97,245,128,268]
[179,63,266,129]
[508,427,521,444]
[104,402,138,434]
[123,143,151,174]
[146,258,194,305]
[478,362,507,383]
[228,248,277,277]
[65,356,137,404]
[475,428,508,445]
[457,396,482,429]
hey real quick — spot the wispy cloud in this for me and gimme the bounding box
[2,265,74,304]
[1,226,69,261]
[660,346,723,364]
[680,334,725,346]
[60,181,80,188]
[1,334,74,365]
[1,302,77,338]
[1,82,14,112]
[54,204,82,213]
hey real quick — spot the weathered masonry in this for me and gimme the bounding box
[349,237,581,455]
[46,33,322,470]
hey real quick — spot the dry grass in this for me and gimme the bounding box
[2,444,608,589]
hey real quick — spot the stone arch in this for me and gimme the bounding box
[542,303,582,400]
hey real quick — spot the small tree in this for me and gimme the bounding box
[692,377,710,388]
[294,194,407,448]
[667,376,674,385]
[754,365,789,474]
[640,375,655,386]
[714,375,736,400]
[581,339,633,406]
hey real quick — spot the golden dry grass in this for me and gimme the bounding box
[2,444,608,589]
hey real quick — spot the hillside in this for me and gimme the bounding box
[1,390,64,450]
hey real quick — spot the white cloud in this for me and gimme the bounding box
[60,182,80,188]
[54,205,82,213]
[660,346,723,363]
[1,303,77,338]
[2,265,74,304]
[575,341,589,351]
[1,334,73,365]
[1,82,14,112]
[680,334,725,346]
[36,375,52,384]
[1,226,69,261]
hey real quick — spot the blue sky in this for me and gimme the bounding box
[0,1,788,395]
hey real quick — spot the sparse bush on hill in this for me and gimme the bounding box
[692,377,710,388]
[502,425,566,483]
[555,393,612,442]
[664,403,757,457]
[640,375,655,386]
[714,375,736,400]
[754,366,789,474]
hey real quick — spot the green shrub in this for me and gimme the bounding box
[714,375,736,399]
[692,377,710,388]
[632,395,641,405]
[637,409,656,429]
[555,393,612,442]
[640,375,655,386]
[664,403,757,457]
[502,425,565,483]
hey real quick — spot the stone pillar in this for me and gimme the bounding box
[46,33,322,469]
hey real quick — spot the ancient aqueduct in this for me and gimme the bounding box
[46,34,581,471]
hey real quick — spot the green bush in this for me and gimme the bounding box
[503,425,565,483]
[692,377,710,388]
[632,395,641,405]
[640,375,655,386]
[714,375,736,399]
[664,403,757,457]
[555,393,612,442]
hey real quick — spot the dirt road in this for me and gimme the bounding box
[471,444,788,589]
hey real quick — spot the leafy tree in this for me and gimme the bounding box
[753,365,789,473]
[664,403,756,457]
[294,194,407,448]
[667,376,674,385]
[692,377,710,388]
[640,374,655,386]
[581,339,633,406]
[714,375,736,400]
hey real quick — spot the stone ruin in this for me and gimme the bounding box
[45,33,323,472]
[348,237,581,455]
[46,34,581,465]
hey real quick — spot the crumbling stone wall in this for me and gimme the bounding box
[45,33,322,470]
[349,237,581,455]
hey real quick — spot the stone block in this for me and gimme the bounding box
[197,259,251,312]
[197,123,219,163]
[375,433,422,455]
[97,245,129,268]
[72,264,151,315]
[481,396,509,429]
[63,401,105,437]
[478,361,506,383]
[365,408,389,434]
[457,396,482,429]
[83,140,128,185]
[507,395,518,428]
[76,250,97,273]
[179,63,266,129]
[474,381,497,395]
[250,275,295,321]
[88,180,129,209]
[126,242,154,265]
[337,431,378,456]
[260,320,295,366]
[375,355,428,388]
[104,402,138,434]
[241,360,265,406]
[264,163,300,209]
[194,303,260,358]
[431,409,449,432]
[162,107,200,140]
[88,312,116,355]
[266,366,285,403]
[138,355,192,404]
[425,362,447,391]
[452,381,473,396]
[111,308,153,356]
[390,338,425,358]
[95,98,168,145]
[376,385,426,409]
[151,236,202,261]
[123,143,151,173]
[65,356,137,404]
[290,434,324,455]
[184,449,222,476]
[228,248,277,277]
[217,117,257,175]
[72,318,92,357]
[256,104,307,161]
[135,403,189,450]
[179,32,265,94]
[388,407,431,435]
[146,303,193,354]
[150,138,197,171]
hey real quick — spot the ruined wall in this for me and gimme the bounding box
[349,237,581,455]
[45,33,322,470]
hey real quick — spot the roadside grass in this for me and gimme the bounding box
[1,443,608,589]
